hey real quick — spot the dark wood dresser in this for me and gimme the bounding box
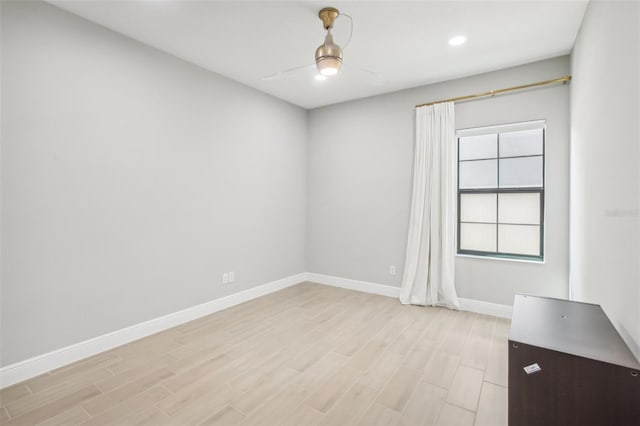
[508,294,640,426]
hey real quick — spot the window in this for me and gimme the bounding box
[457,121,545,261]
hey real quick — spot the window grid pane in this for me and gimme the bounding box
[498,224,541,256]
[498,193,541,225]
[459,134,498,161]
[460,223,497,252]
[498,156,544,188]
[459,159,498,189]
[499,128,544,158]
[460,193,497,223]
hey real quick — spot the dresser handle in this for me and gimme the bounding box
[632,371,638,377]
[512,343,518,349]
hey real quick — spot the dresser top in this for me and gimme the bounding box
[509,294,640,370]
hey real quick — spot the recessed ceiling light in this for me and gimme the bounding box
[449,35,467,46]
[315,74,327,81]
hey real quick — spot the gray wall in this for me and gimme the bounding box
[307,57,570,306]
[570,1,639,357]
[1,1,306,366]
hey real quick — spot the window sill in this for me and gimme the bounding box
[456,253,545,265]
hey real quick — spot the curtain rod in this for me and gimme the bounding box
[415,75,571,108]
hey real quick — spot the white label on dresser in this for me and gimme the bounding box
[523,363,542,374]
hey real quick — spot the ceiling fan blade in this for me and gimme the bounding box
[346,65,385,85]
[261,63,316,81]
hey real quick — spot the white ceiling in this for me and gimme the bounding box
[49,1,588,109]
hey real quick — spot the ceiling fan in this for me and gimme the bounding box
[262,7,382,83]
[315,7,345,76]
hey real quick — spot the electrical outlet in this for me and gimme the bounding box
[222,273,229,284]
[228,272,235,283]
[389,265,397,276]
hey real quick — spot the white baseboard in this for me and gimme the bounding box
[306,272,512,319]
[0,273,306,389]
[458,298,513,319]
[306,273,401,298]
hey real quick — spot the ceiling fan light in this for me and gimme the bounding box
[317,57,342,76]
[449,35,467,46]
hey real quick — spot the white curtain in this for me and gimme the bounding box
[399,102,460,309]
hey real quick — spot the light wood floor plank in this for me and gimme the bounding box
[47,352,119,376]
[376,367,424,412]
[286,341,333,373]
[423,350,461,390]
[4,386,101,426]
[1,406,10,423]
[24,366,113,399]
[96,359,174,393]
[436,403,475,426]
[439,311,476,356]
[319,379,379,426]
[156,352,281,415]
[0,384,31,407]
[160,386,232,425]
[446,366,484,412]
[358,402,401,426]
[474,382,507,426]
[229,366,300,416]
[120,407,171,426]
[278,403,325,426]
[106,352,177,376]
[459,315,495,371]
[403,343,437,372]
[358,347,406,391]
[238,384,318,426]
[160,352,230,393]
[6,372,107,419]
[198,405,246,426]
[294,351,349,393]
[304,363,362,413]
[81,386,169,426]
[36,406,90,426]
[399,380,447,426]
[347,317,412,372]
[82,368,173,416]
[484,319,510,388]
[386,317,430,356]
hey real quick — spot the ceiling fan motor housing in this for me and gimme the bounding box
[315,33,343,75]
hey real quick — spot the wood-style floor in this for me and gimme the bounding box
[0,283,509,426]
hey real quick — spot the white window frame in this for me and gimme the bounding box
[456,120,546,262]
